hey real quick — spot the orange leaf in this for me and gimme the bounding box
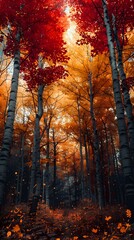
[105,216,112,221]
[92,228,98,233]
[73,237,78,240]
[7,231,12,237]
[13,224,20,232]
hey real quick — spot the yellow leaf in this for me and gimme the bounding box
[13,224,20,232]
[7,231,12,237]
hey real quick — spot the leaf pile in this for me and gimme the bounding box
[0,201,134,239]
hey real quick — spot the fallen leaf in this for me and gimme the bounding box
[13,224,20,232]
[7,231,12,237]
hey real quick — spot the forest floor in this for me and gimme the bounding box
[0,200,134,240]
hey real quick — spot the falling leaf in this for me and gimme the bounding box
[73,236,78,240]
[105,216,112,221]
[92,228,98,233]
[13,224,20,232]
[7,231,12,237]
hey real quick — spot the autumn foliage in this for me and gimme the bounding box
[0,0,69,88]
[68,0,133,55]
[0,0,134,238]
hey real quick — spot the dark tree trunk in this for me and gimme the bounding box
[88,73,105,208]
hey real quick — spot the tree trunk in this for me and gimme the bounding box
[88,73,104,208]
[45,120,50,207]
[110,135,124,204]
[45,162,50,207]
[84,131,92,199]
[102,121,111,204]
[102,0,134,218]
[52,128,57,209]
[77,97,85,199]
[19,133,25,203]
[112,14,134,172]
[29,84,44,214]
[73,154,78,206]
[0,32,20,207]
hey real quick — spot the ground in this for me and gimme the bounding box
[0,200,134,239]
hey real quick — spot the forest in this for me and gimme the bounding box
[0,0,134,239]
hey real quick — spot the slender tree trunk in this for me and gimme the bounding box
[102,0,134,218]
[112,14,134,171]
[110,135,124,204]
[52,128,57,209]
[19,133,25,203]
[102,121,111,204]
[73,154,78,206]
[84,132,92,199]
[88,73,104,208]
[29,125,37,199]
[45,162,50,207]
[45,121,50,207]
[0,32,20,207]
[77,97,85,199]
[29,85,44,214]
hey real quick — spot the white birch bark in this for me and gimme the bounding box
[0,32,20,206]
[102,0,134,214]
[112,14,134,171]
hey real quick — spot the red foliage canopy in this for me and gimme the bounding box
[23,60,68,89]
[68,0,134,55]
[0,0,69,87]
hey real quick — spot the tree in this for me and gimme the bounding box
[0,0,68,207]
[68,0,134,217]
